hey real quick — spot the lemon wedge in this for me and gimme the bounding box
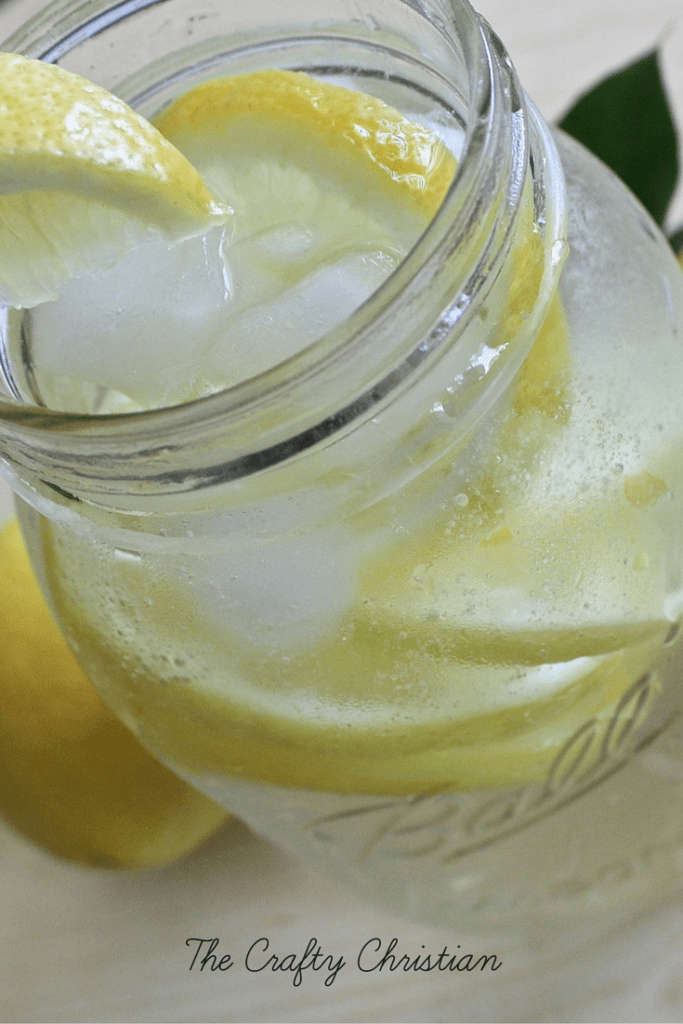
[0,52,229,308]
[0,516,230,868]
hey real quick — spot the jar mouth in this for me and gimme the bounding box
[0,0,567,494]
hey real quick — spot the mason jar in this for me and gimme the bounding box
[2,0,683,972]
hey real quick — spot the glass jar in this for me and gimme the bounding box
[2,0,683,973]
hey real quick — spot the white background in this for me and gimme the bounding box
[2,1,683,1021]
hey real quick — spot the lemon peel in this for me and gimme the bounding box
[0,516,229,868]
[154,69,456,220]
[0,52,229,308]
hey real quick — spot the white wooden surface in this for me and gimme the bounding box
[2,1,683,1020]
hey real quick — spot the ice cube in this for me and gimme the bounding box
[27,225,232,411]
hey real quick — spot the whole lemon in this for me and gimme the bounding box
[0,516,229,868]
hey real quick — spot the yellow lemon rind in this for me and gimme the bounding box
[0,52,230,307]
[154,68,456,219]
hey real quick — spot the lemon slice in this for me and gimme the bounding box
[0,52,229,308]
[153,68,455,221]
[26,69,456,411]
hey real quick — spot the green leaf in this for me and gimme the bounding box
[559,51,679,226]
[670,226,683,255]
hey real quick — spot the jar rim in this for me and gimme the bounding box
[0,0,566,497]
